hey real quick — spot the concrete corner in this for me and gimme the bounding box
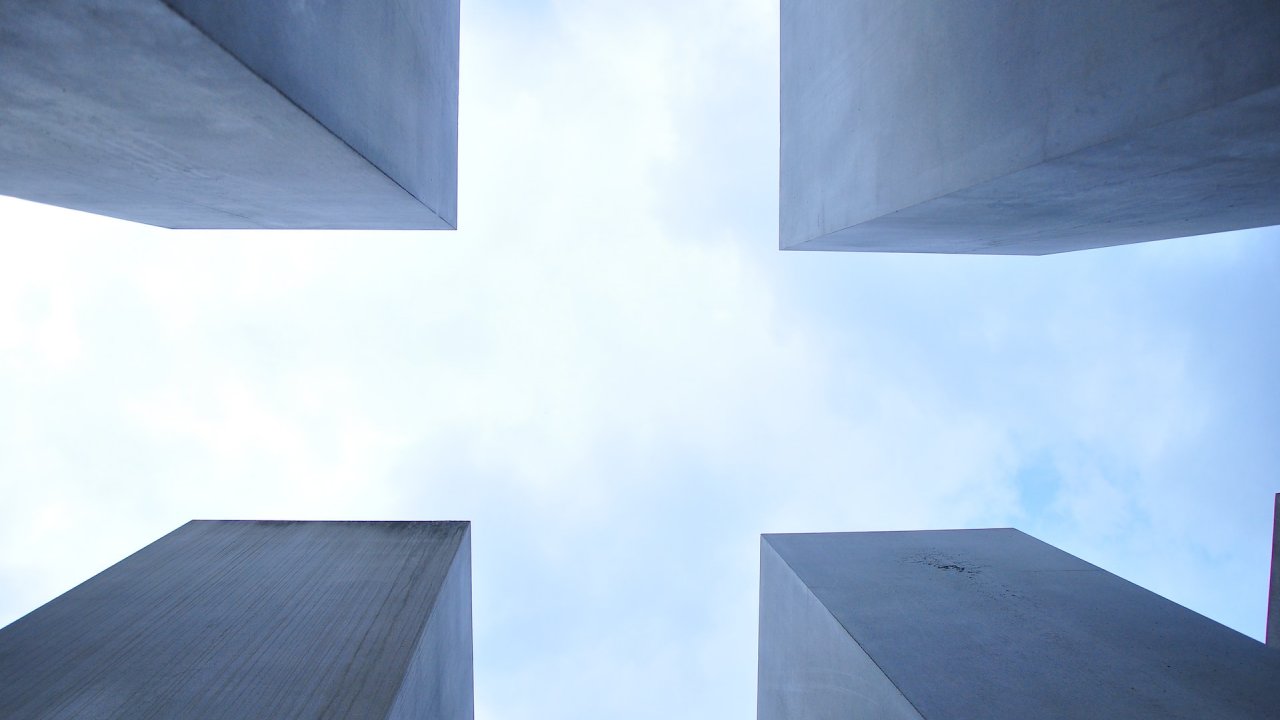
[0,0,458,229]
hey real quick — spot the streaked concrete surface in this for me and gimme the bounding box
[0,520,473,719]
[0,0,456,229]
[780,1,1280,254]
[759,529,1280,719]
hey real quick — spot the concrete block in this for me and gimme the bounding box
[780,1,1280,254]
[0,0,457,229]
[0,520,473,720]
[759,529,1280,719]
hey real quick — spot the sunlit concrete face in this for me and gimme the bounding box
[0,0,457,229]
[0,521,473,720]
[759,529,1280,719]
[780,1,1280,255]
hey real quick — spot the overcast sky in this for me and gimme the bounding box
[2,1,1279,718]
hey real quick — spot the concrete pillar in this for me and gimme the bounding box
[781,1,1280,254]
[0,520,473,720]
[759,529,1280,719]
[0,0,457,229]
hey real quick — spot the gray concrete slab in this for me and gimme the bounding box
[780,1,1280,254]
[0,0,456,229]
[0,520,473,720]
[760,529,1280,719]
[1269,494,1280,647]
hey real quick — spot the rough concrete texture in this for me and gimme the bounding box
[0,520,473,720]
[1269,494,1280,647]
[0,0,456,229]
[780,1,1280,254]
[760,529,1280,719]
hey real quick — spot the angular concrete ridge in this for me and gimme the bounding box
[759,529,1280,719]
[0,0,457,229]
[780,1,1280,254]
[0,520,473,719]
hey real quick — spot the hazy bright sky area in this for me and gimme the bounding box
[2,1,1279,718]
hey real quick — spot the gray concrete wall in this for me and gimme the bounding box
[758,538,922,720]
[164,0,459,228]
[0,0,455,229]
[761,529,1280,719]
[388,525,473,720]
[781,0,1280,254]
[0,520,473,719]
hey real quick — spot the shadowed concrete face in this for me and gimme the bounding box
[163,0,458,228]
[759,529,1280,719]
[1269,494,1280,647]
[0,0,457,229]
[780,0,1280,254]
[0,520,473,720]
